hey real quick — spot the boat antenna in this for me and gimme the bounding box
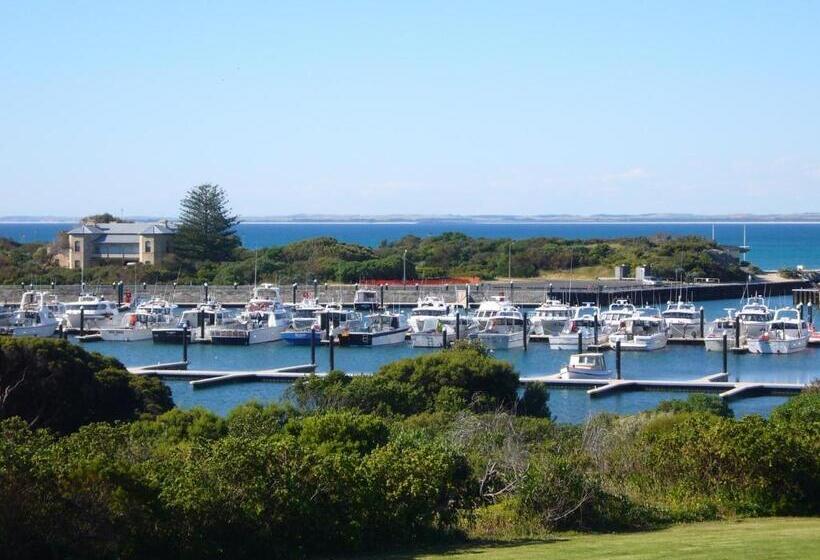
[253,247,258,288]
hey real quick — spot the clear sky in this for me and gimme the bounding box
[1,1,819,217]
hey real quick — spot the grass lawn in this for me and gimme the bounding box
[371,517,820,560]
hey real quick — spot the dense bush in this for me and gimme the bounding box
[0,338,172,433]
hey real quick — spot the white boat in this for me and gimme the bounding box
[529,299,572,337]
[0,291,59,337]
[338,311,409,346]
[290,296,324,330]
[599,299,636,329]
[737,295,774,340]
[353,288,380,311]
[407,295,451,334]
[704,309,739,352]
[662,299,700,339]
[315,303,364,339]
[410,314,477,348]
[100,310,172,342]
[475,298,527,350]
[211,289,292,345]
[63,294,120,330]
[559,353,612,380]
[609,307,668,351]
[152,301,237,343]
[747,308,811,354]
[549,304,608,351]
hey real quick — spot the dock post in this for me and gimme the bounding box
[313,279,318,299]
[292,283,297,305]
[509,280,514,303]
[199,309,205,341]
[58,323,64,340]
[182,324,189,363]
[380,284,385,308]
[593,314,599,345]
[615,340,621,380]
[117,281,124,305]
[722,333,728,374]
[329,334,335,371]
[79,306,85,337]
[203,282,209,302]
[734,315,740,349]
[577,331,583,354]
[523,311,528,351]
[809,303,814,326]
[797,303,804,321]
[442,328,447,348]
[310,328,316,365]
[699,307,705,338]
[455,312,461,340]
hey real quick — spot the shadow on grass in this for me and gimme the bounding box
[352,536,571,560]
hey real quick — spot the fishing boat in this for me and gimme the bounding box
[475,299,527,350]
[410,313,477,348]
[338,311,409,346]
[290,295,324,330]
[608,307,668,351]
[737,295,774,340]
[100,307,175,342]
[529,299,572,337]
[559,353,612,380]
[407,295,451,334]
[0,291,59,338]
[662,299,700,339]
[747,308,811,354]
[210,289,292,345]
[313,303,364,340]
[549,304,608,351]
[704,309,739,352]
[152,301,237,343]
[63,294,120,330]
[353,288,380,311]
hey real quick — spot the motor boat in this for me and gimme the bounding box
[313,303,364,340]
[609,307,668,351]
[0,291,59,338]
[353,288,380,312]
[100,308,174,342]
[410,313,477,348]
[529,299,572,337]
[737,295,774,340]
[599,299,636,329]
[63,293,120,330]
[662,299,700,339]
[747,308,811,354]
[704,309,739,352]
[152,301,237,343]
[475,298,526,350]
[290,296,324,330]
[549,304,608,351]
[407,295,451,334]
[338,311,409,346]
[210,291,292,345]
[559,353,612,380]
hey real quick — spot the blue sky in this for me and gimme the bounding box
[1,1,819,217]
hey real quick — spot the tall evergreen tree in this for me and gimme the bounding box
[174,184,240,261]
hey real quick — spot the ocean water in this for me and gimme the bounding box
[75,296,816,424]
[2,221,820,270]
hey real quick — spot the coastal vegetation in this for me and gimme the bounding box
[0,230,747,286]
[1,339,817,559]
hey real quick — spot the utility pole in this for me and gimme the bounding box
[403,249,407,287]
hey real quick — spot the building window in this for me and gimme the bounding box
[74,240,81,252]
[144,240,152,253]
[74,260,80,268]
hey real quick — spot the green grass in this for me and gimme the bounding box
[370,518,820,560]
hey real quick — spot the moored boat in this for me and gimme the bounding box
[704,309,739,351]
[662,299,700,339]
[549,304,608,351]
[559,352,612,380]
[529,299,572,337]
[747,308,811,354]
[608,307,668,351]
[338,311,409,346]
[0,291,59,338]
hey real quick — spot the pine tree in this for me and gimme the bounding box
[174,184,240,261]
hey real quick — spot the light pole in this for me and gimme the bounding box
[402,249,407,287]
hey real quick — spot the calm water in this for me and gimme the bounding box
[72,296,817,424]
[2,221,820,270]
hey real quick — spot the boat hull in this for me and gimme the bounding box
[549,332,607,351]
[0,324,57,338]
[667,321,700,339]
[152,328,192,344]
[281,330,322,345]
[529,319,567,337]
[747,336,809,354]
[100,328,153,342]
[610,334,667,351]
[411,332,449,348]
[559,367,612,380]
[477,330,525,350]
[338,328,409,346]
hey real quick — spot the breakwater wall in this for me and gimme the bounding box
[0,279,809,308]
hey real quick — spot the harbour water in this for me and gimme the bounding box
[3,221,820,270]
[74,296,816,424]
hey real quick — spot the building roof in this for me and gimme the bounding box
[68,221,176,236]
[96,234,140,244]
